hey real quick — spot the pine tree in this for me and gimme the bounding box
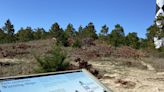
[108,24,125,47]
[82,22,98,39]
[126,32,139,49]
[2,19,16,43]
[16,27,34,42]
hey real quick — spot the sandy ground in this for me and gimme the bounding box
[89,60,164,92]
[1,57,164,92]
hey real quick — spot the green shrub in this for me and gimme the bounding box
[72,38,82,48]
[35,45,69,72]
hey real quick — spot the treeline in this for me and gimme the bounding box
[0,19,163,50]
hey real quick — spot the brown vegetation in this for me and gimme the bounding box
[71,45,146,61]
[115,79,136,89]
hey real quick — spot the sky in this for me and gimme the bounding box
[0,0,155,38]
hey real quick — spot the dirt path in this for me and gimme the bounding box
[89,60,164,92]
[140,60,155,71]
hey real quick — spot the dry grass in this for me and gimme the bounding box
[0,39,55,77]
[143,57,164,72]
[94,57,148,70]
[0,39,55,59]
[0,58,38,77]
[0,39,164,78]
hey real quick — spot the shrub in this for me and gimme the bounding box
[72,38,82,48]
[35,45,69,72]
[113,46,146,58]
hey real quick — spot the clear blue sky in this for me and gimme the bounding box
[0,0,155,38]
